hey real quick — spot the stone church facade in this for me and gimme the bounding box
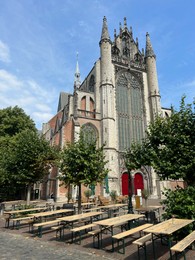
[41,17,172,202]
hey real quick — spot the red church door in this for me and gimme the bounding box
[134,173,144,195]
[122,173,132,195]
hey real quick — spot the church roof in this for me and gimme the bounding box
[57,92,70,112]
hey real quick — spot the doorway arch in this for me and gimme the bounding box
[134,172,144,195]
[121,172,132,195]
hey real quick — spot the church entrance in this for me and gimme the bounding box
[121,172,132,195]
[134,173,144,195]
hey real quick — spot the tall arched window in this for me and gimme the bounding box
[88,75,95,92]
[116,71,144,151]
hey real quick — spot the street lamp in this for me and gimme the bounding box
[128,170,134,214]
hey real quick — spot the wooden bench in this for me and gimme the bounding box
[70,223,97,244]
[11,216,33,229]
[3,214,11,228]
[171,231,195,260]
[51,225,64,239]
[112,223,153,254]
[33,219,60,238]
[88,228,107,249]
[133,233,152,260]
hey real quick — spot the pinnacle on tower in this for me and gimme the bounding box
[124,17,127,28]
[145,32,156,58]
[74,52,81,89]
[100,16,111,44]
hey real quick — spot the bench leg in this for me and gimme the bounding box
[37,227,42,238]
[117,239,125,254]
[92,232,101,249]
[137,244,148,260]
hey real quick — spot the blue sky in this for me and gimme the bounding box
[0,0,194,130]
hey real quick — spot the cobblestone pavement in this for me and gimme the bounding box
[0,231,112,260]
[0,199,195,260]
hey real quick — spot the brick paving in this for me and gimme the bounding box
[0,199,194,260]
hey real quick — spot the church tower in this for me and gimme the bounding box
[145,33,161,120]
[99,17,119,194]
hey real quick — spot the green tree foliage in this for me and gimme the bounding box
[124,97,195,220]
[0,106,36,137]
[11,130,59,184]
[161,186,195,220]
[59,134,109,213]
[1,130,59,203]
[146,97,195,185]
[125,97,195,185]
[161,187,195,235]
[0,106,59,202]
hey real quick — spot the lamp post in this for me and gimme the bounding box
[128,170,134,214]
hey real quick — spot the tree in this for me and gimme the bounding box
[124,97,195,220]
[125,97,195,185]
[0,106,36,137]
[59,134,109,213]
[124,141,152,213]
[0,106,37,201]
[1,130,59,204]
[146,97,195,185]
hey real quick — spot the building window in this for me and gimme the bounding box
[81,123,98,145]
[88,75,95,92]
[116,72,144,151]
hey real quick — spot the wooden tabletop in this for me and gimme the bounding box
[98,203,127,209]
[144,218,194,235]
[28,209,73,217]
[58,211,103,222]
[93,213,144,227]
[135,206,162,212]
[4,208,44,215]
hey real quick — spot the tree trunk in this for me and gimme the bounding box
[26,184,31,205]
[78,183,82,214]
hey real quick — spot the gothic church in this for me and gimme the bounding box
[42,17,171,201]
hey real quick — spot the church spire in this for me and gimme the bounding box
[74,52,81,90]
[99,16,111,45]
[145,32,156,58]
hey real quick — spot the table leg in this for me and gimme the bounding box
[152,233,156,260]
[168,236,173,260]
[111,227,115,252]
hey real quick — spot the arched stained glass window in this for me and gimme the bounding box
[116,72,144,151]
[88,75,95,92]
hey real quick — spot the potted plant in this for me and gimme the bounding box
[110,190,117,204]
[142,189,150,207]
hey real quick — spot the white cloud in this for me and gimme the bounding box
[0,40,10,63]
[0,69,22,90]
[32,111,54,121]
[0,70,57,130]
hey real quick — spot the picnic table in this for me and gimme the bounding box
[93,213,145,249]
[98,203,128,217]
[4,208,45,228]
[135,205,162,223]
[58,211,103,228]
[144,218,194,260]
[28,209,74,222]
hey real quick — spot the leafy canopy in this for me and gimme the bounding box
[0,106,36,137]
[1,129,59,186]
[124,97,195,185]
[59,134,109,186]
[59,133,109,213]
